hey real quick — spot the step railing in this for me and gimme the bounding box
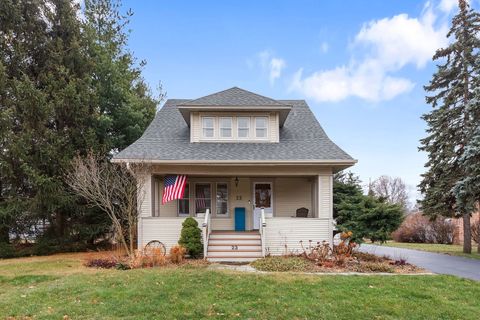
[260,208,266,257]
[202,209,211,259]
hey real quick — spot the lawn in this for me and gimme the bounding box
[381,241,480,260]
[1,253,480,319]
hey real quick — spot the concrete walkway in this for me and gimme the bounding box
[359,244,480,281]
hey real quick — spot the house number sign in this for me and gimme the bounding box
[231,245,239,250]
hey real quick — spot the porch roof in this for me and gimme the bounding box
[113,98,356,167]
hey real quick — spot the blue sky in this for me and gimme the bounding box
[117,0,472,202]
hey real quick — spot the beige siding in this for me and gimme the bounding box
[274,177,312,217]
[138,173,152,218]
[211,218,234,230]
[191,112,200,142]
[270,112,279,142]
[318,175,332,219]
[139,217,204,251]
[264,218,330,255]
[152,178,178,217]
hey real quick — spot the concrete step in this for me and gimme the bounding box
[207,256,260,263]
[208,244,262,251]
[208,239,261,246]
[209,233,260,240]
[207,251,262,258]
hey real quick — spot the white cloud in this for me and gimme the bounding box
[290,2,449,103]
[269,58,286,85]
[255,50,286,86]
[438,0,459,13]
[320,41,329,54]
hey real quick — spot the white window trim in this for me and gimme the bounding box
[219,117,233,139]
[201,116,215,139]
[215,182,229,217]
[177,183,190,217]
[254,116,269,140]
[237,116,251,140]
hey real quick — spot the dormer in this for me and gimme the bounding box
[177,87,292,143]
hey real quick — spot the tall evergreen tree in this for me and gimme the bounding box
[454,125,480,253]
[84,0,159,153]
[419,0,480,253]
[0,0,158,249]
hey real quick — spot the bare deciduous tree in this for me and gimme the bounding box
[66,153,148,258]
[370,175,409,212]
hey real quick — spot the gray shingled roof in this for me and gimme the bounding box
[113,96,354,162]
[178,87,289,107]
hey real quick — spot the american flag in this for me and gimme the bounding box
[162,175,187,205]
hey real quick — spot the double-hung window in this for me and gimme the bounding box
[216,183,228,216]
[202,117,214,138]
[178,183,189,216]
[255,117,268,139]
[195,183,211,214]
[237,117,250,139]
[219,117,232,138]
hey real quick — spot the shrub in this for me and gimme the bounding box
[131,250,167,268]
[251,256,312,272]
[170,245,186,264]
[356,262,394,273]
[0,242,16,259]
[84,258,118,269]
[352,251,383,263]
[430,218,455,244]
[178,217,203,258]
[392,213,454,244]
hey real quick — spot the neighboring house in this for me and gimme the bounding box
[113,87,356,261]
[452,211,480,245]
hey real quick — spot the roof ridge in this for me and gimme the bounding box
[177,87,289,107]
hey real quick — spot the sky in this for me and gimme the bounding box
[115,0,475,202]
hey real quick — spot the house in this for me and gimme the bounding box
[112,87,356,261]
[452,211,480,245]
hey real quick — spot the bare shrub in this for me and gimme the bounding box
[430,219,455,244]
[392,214,430,243]
[170,245,186,264]
[130,250,167,269]
[392,213,454,244]
[66,153,148,259]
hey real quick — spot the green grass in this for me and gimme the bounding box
[381,242,480,260]
[0,254,480,319]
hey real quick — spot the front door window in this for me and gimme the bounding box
[255,183,271,208]
[253,182,273,229]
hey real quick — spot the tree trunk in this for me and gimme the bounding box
[463,213,472,254]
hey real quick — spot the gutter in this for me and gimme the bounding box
[111,158,358,166]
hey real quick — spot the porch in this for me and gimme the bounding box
[137,165,335,260]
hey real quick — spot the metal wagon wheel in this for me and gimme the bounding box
[144,240,166,257]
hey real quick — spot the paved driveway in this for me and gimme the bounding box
[359,244,480,281]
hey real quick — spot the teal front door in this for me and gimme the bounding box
[234,207,246,231]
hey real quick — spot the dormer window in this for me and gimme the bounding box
[202,117,214,138]
[219,117,232,138]
[195,114,276,142]
[237,117,250,138]
[255,117,268,139]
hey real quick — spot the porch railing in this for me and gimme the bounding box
[202,209,211,259]
[260,208,266,257]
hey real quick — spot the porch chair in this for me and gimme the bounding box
[295,207,309,218]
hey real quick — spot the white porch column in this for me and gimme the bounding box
[317,174,334,245]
